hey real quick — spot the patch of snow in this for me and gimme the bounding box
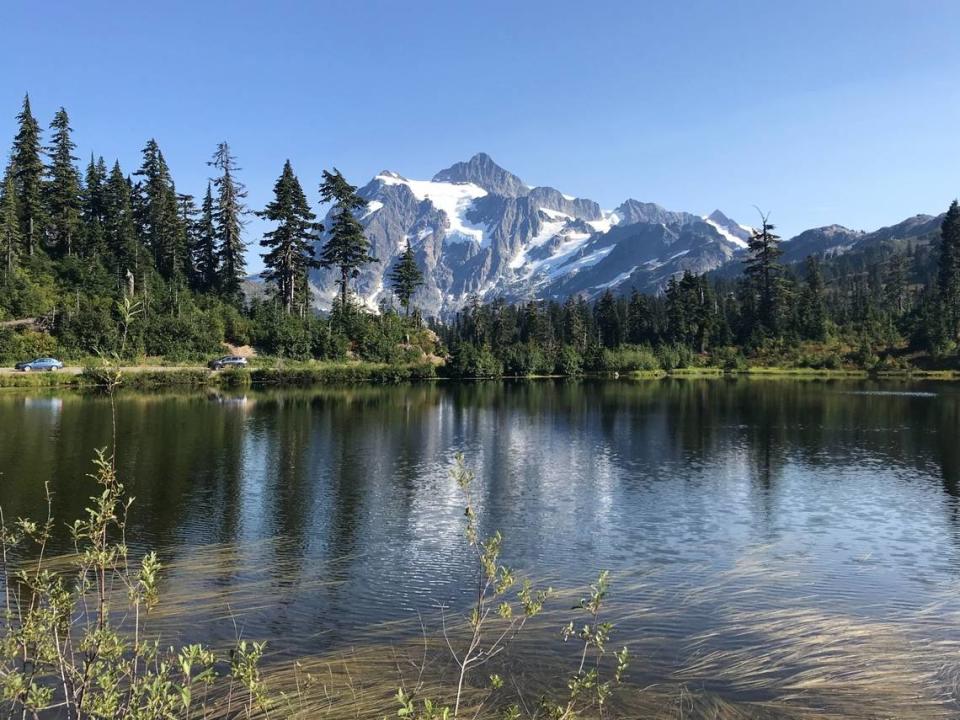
[587,212,620,234]
[540,207,573,221]
[376,173,489,246]
[703,216,748,249]
[509,209,569,270]
[519,230,596,280]
[561,193,576,201]
[594,266,638,290]
[361,200,384,219]
[361,278,386,312]
[550,245,615,278]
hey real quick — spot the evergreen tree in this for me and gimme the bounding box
[0,173,21,280]
[594,290,623,347]
[743,212,784,335]
[562,295,587,349]
[103,161,140,289]
[797,255,828,341]
[176,192,199,285]
[388,240,424,316]
[318,168,377,308]
[884,252,909,317]
[937,200,960,342]
[10,94,46,256]
[82,155,107,259]
[208,142,248,301]
[192,183,218,292]
[44,107,82,257]
[135,139,181,280]
[257,160,322,314]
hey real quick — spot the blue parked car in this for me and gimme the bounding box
[15,357,64,372]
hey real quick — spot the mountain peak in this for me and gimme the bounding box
[432,153,528,197]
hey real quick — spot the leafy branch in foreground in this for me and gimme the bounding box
[395,453,551,719]
[545,571,629,719]
[0,449,269,719]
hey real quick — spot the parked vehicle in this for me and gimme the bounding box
[15,357,64,372]
[207,356,249,370]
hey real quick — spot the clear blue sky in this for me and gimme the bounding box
[2,0,959,272]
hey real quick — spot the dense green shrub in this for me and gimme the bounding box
[0,327,59,364]
[596,345,660,372]
[555,345,584,376]
[446,342,503,378]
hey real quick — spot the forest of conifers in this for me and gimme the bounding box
[1,94,959,376]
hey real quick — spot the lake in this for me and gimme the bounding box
[2,378,960,717]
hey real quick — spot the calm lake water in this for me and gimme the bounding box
[3,378,960,716]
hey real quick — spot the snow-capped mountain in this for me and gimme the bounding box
[310,153,749,315]
[304,153,948,316]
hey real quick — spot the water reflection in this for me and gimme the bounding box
[1,379,960,654]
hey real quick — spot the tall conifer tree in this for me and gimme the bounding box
[44,108,82,257]
[937,200,960,341]
[192,183,218,292]
[176,192,199,285]
[208,142,248,301]
[82,155,107,259]
[797,255,828,341]
[103,161,140,288]
[135,139,181,280]
[10,94,45,256]
[318,169,377,308]
[743,212,784,335]
[0,172,21,279]
[388,240,424,316]
[258,160,321,314]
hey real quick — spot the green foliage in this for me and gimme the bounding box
[0,449,268,719]
[555,345,583,376]
[596,345,660,373]
[446,342,503,378]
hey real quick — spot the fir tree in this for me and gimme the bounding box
[937,200,960,342]
[743,212,784,335]
[318,168,377,308]
[388,240,424,316]
[884,252,909,317]
[10,94,46,256]
[594,290,623,347]
[797,255,828,341]
[257,160,322,314]
[0,173,21,280]
[208,142,248,301]
[82,155,107,259]
[176,192,199,285]
[103,161,140,289]
[44,107,82,257]
[192,183,218,292]
[135,139,181,280]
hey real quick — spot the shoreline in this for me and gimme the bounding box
[0,362,956,390]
